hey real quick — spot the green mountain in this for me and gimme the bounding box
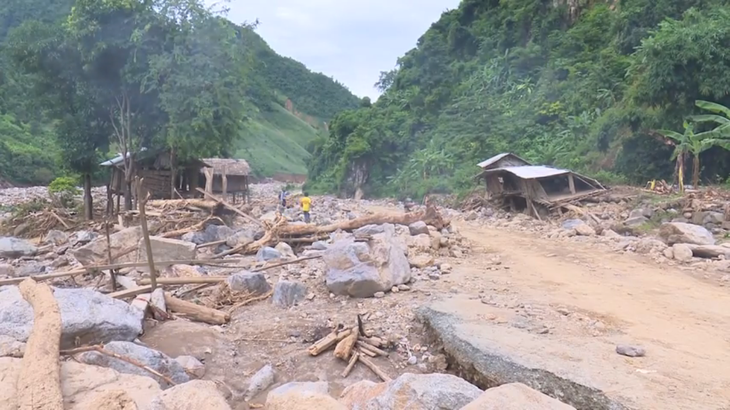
[307,0,730,198]
[0,0,360,185]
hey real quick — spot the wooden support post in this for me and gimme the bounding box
[136,177,157,291]
[568,174,576,194]
[204,168,214,196]
[104,220,117,291]
[221,165,228,201]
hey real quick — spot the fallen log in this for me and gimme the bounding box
[164,292,230,325]
[356,340,388,357]
[358,353,391,382]
[334,329,358,360]
[308,328,352,356]
[685,244,730,259]
[276,203,448,238]
[17,278,63,410]
[196,188,262,227]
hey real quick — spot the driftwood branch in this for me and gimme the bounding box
[357,353,391,382]
[164,292,230,325]
[17,279,63,410]
[342,351,359,378]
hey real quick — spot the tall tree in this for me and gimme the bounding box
[7,21,109,219]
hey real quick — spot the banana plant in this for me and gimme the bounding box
[658,120,721,190]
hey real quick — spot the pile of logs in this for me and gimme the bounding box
[308,318,391,382]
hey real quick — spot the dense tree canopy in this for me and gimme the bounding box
[0,0,358,188]
[306,0,730,198]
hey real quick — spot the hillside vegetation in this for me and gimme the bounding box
[307,0,730,199]
[0,0,359,186]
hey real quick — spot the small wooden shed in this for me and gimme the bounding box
[477,156,606,217]
[200,158,251,203]
[100,148,208,213]
[477,153,531,170]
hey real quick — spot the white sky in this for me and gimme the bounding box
[208,0,460,99]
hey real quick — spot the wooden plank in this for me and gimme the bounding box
[568,174,576,194]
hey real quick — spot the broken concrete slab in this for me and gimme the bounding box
[0,286,143,349]
[416,299,629,410]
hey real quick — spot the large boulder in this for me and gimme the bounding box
[267,382,345,410]
[408,221,430,236]
[0,287,143,349]
[324,235,410,298]
[0,357,162,410]
[72,226,142,267]
[77,341,189,388]
[340,373,482,410]
[226,271,271,295]
[137,237,197,269]
[659,222,715,245]
[147,380,231,410]
[354,224,386,236]
[0,237,37,259]
[182,224,234,245]
[672,244,694,262]
[460,383,576,409]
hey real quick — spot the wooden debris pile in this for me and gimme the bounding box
[308,317,392,382]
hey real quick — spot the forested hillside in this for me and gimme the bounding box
[0,0,359,185]
[307,0,730,199]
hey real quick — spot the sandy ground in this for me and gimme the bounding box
[450,220,730,410]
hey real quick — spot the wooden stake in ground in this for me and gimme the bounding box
[17,278,63,410]
[136,177,157,291]
[104,220,118,291]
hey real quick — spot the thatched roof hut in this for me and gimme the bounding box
[202,158,250,176]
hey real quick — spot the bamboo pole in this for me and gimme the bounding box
[136,177,157,291]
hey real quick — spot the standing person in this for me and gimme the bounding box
[300,192,312,223]
[279,189,287,208]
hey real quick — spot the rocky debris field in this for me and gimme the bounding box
[2,183,730,409]
[0,182,579,410]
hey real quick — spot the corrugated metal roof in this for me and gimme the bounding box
[485,165,570,179]
[477,153,511,168]
[99,148,148,167]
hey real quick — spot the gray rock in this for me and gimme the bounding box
[562,219,595,236]
[0,237,37,259]
[374,291,385,298]
[226,271,272,295]
[75,230,97,244]
[78,341,189,388]
[322,241,372,271]
[462,383,576,409]
[272,281,307,308]
[0,335,25,358]
[268,381,330,398]
[465,211,478,221]
[246,364,275,401]
[341,373,481,410]
[624,216,648,227]
[0,263,14,277]
[615,344,645,357]
[175,355,205,378]
[311,241,329,251]
[72,226,142,267]
[257,246,282,262]
[408,221,429,236]
[659,222,715,246]
[225,229,256,248]
[0,286,143,349]
[44,230,69,246]
[354,224,385,236]
[182,224,234,245]
[672,244,694,262]
[635,238,667,254]
[326,263,384,298]
[628,208,652,219]
[15,262,45,277]
[137,237,196,270]
[147,380,230,410]
[275,242,296,258]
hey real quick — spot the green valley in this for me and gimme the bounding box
[0,0,359,186]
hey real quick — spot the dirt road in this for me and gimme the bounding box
[452,220,730,409]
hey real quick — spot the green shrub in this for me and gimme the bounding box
[48,176,79,208]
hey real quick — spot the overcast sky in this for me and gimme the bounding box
[210,0,460,99]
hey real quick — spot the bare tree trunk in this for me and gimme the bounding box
[170,147,176,199]
[692,154,700,188]
[83,173,93,220]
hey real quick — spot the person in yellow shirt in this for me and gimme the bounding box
[300,192,312,223]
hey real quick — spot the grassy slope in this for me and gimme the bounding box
[234,103,322,176]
